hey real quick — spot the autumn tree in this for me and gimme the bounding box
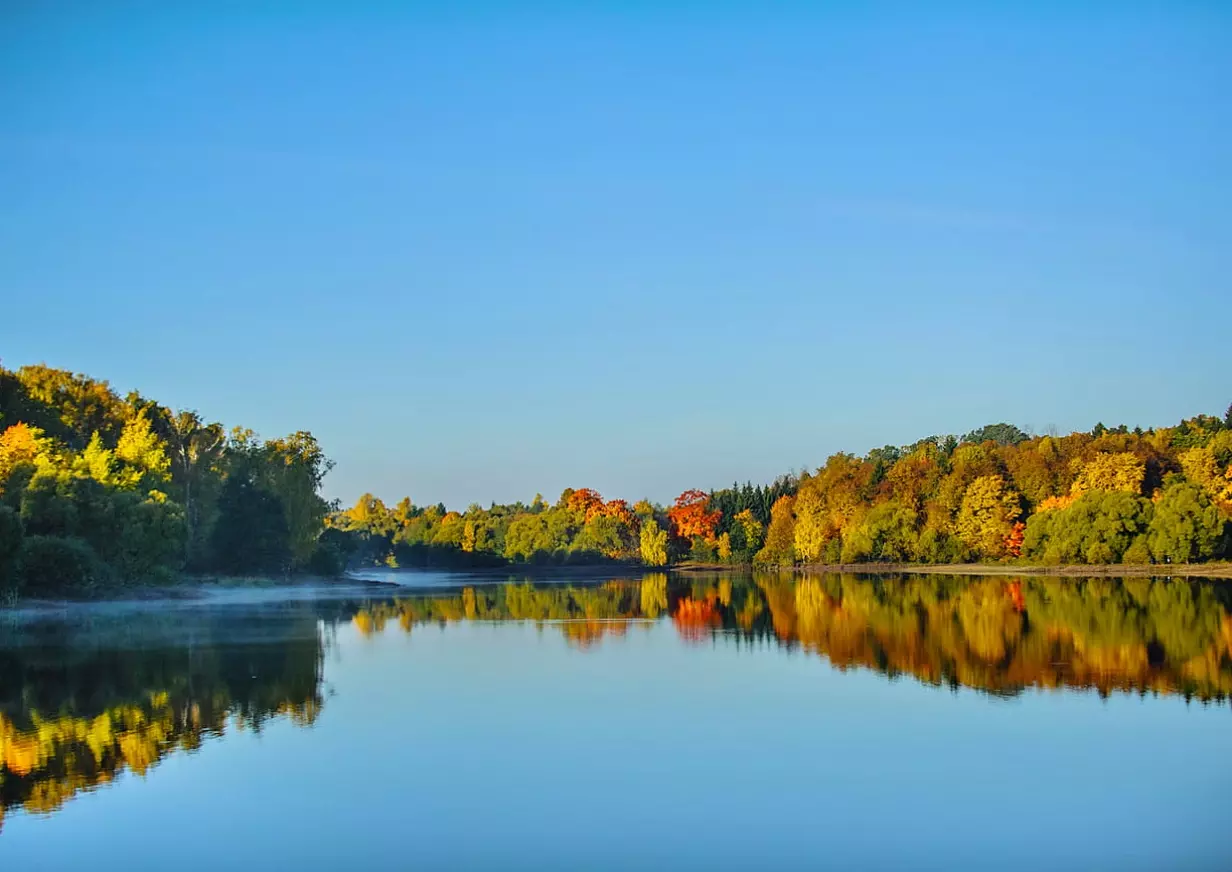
[114,410,171,489]
[667,490,721,542]
[756,495,796,564]
[639,519,668,567]
[792,483,828,563]
[955,475,1022,559]
[1070,452,1146,496]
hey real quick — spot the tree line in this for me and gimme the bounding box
[0,362,337,596]
[333,411,1232,569]
[2,360,1229,593]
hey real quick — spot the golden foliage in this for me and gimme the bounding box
[955,475,1022,559]
[1071,452,1146,496]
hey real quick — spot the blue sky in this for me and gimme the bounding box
[2,3,1228,508]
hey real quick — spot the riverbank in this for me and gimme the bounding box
[676,561,1232,579]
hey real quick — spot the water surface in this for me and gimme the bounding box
[2,572,1228,870]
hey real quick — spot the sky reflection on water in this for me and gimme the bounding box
[1,573,1229,870]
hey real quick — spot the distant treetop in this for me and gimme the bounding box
[961,423,1029,447]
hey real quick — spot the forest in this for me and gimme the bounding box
[1,360,1230,599]
[0,362,336,597]
[332,414,1232,571]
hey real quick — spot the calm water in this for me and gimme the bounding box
[1,572,1229,871]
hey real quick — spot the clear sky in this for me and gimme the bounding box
[2,3,1228,509]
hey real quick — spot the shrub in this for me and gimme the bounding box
[308,541,345,576]
[20,535,109,594]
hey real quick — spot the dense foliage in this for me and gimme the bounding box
[3,361,1229,587]
[0,363,334,595]
[333,411,1232,568]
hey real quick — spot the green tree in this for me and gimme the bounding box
[209,475,290,575]
[164,411,225,566]
[841,502,920,562]
[19,535,109,594]
[962,423,1029,446]
[0,504,22,593]
[1146,481,1228,563]
[1022,490,1152,564]
[260,431,333,569]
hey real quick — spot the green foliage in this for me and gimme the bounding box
[1022,491,1153,565]
[209,476,290,575]
[915,528,965,564]
[962,423,1029,446]
[1146,481,1228,563]
[3,360,1225,585]
[688,536,718,563]
[307,539,346,576]
[841,502,919,562]
[113,495,186,582]
[19,535,109,593]
[0,505,22,593]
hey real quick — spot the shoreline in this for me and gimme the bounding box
[675,561,1232,579]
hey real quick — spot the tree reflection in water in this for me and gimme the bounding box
[3,573,1230,827]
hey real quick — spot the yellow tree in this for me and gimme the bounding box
[72,432,115,484]
[1179,446,1232,514]
[115,410,171,489]
[793,484,828,563]
[756,495,797,564]
[955,475,1022,559]
[344,493,391,534]
[1071,452,1145,496]
[639,519,668,567]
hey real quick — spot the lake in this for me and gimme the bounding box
[1,571,1228,870]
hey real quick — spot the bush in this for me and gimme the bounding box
[19,535,109,594]
[307,541,345,576]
